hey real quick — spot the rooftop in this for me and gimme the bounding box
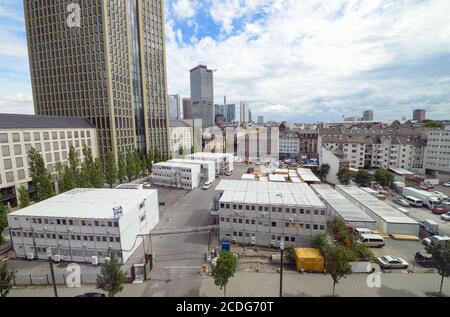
[9,189,157,219]
[389,167,415,176]
[0,113,95,130]
[297,168,321,183]
[170,120,191,128]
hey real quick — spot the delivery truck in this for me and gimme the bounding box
[402,187,441,210]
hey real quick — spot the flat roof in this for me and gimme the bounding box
[169,159,215,168]
[269,174,287,182]
[0,113,95,129]
[312,185,375,223]
[291,177,302,183]
[241,174,256,180]
[9,189,157,219]
[217,180,325,208]
[153,162,201,171]
[297,168,321,182]
[389,167,415,176]
[336,185,419,225]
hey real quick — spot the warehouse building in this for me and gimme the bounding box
[185,152,234,175]
[152,162,201,190]
[312,184,376,230]
[169,159,215,185]
[7,188,159,264]
[215,180,327,247]
[335,185,420,236]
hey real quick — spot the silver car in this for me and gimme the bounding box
[394,198,410,207]
[441,212,450,221]
[378,256,409,269]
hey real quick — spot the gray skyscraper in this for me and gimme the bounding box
[226,104,236,123]
[258,116,264,124]
[183,98,192,120]
[413,109,426,122]
[240,101,250,123]
[190,65,214,128]
[24,0,169,160]
[363,110,374,121]
[168,94,182,120]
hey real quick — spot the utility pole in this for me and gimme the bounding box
[279,242,284,298]
[46,248,58,297]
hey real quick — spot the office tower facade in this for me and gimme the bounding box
[363,110,374,121]
[225,104,236,123]
[257,116,264,124]
[190,65,214,128]
[168,94,182,120]
[182,98,192,120]
[413,109,426,122]
[240,101,250,123]
[214,104,225,117]
[24,0,170,161]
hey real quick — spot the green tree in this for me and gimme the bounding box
[0,261,16,297]
[82,146,94,172]
[28,148,55,201]
[126,151,136,181]
[0,200,7,244]
[354,170,374,187]
[191,145,195,154]
[178,145,184,157]
[154,148,161,163]
[423,121,444,129]
[324,245,353,296]
[117,153,126,183]
[17,186,30,208]
[92,158,105,188]
[285,244,297,265]
[146,152,153,174]
[427,241,450,296]
[105,151,118,188]
[374,169,394,187]
[317,164,330,181]
[211,251,237,297]
[337,168,352,185]
[68,146,80,177]
[96,251,127,297]
[132,151,142,180]
[79,164,93,188]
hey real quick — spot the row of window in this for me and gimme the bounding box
[220,217,325,230]
[11,230,120,243]
[0,130,91,144]
[14,217,119,228]
[220,203,325,215]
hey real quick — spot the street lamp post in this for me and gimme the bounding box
[279,241,284,298]
[47,248,58,297]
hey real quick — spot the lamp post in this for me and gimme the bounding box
[47,248,58,297]
[279,241,284,298]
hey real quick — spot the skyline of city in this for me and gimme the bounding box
[0,0,449,123]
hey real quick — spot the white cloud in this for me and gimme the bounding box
[172,0,198,20]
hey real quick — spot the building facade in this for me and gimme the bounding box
[24,0,170,161]
[169,120,193,158]
[424,126,450,181]
[225,104,236,123]
[168,94,182,120]
[0,114,98,206]
[190,65,214,128]
[7,188,159,264]
[363,110,374,121]
[240,102,250,123]
[279,134,300,160]
[182,98,192,120]
[413,109,426,122]
[257,116,264,124]
[152,162,201,190]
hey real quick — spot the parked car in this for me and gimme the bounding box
[441,212,450,221]
[75,293,106,298]
[420,220,440,236]
[397,207,409,215]
[432,207,447,215]
[433,191,448,201]
[143,182,151,189]
[377,256,409,269]
[393,198,410,207]
[414,252,434,268]
[224,171,233,176]
[422,235,450,246]
[443,182,450,188]
[202,181,213,190]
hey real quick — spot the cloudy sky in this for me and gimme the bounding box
[1,0,449,123]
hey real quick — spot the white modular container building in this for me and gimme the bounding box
[169,159,216,185]
[297,168,321,183]
[312,184,376,230]
[335,185,420,236]
[7,188,159,264]
[152,162,201,190]
[185,152,234,175]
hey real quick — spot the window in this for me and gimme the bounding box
[314,210,319,215]
[0,133,8,143]
[3,159,12,170]
[33,132,40,141]
[2,146,10,157]
[313,224,318,230]
[271,222,277,227]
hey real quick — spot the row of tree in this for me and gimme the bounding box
[337,168,395,187]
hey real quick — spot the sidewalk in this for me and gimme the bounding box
[200,271,450,297]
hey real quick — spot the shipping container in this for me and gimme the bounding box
[295,248,325,272]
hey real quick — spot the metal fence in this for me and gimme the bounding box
[12,273,99,286]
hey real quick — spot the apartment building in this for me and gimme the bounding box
[0,113,98,206]
[7,188,159,264]
[185,152,234,175]
[215,180,327,247]
[279,134,300,160]
[152,162,201,190]
[424,126,450,181]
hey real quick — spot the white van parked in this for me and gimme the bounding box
[405,196,424,207]
[358,234,385,248]
[202,181,213,190]
[354,228,380,237]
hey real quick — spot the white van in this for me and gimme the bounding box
[358,234,385,248]
[202,181,213,190]
[405,196,424,207]
[354,228,379,238]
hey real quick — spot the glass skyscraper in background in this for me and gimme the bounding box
[24,0,170,161]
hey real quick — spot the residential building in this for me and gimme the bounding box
[7,188,159,264]
[319,149,350,185]
[363,110,374,121]
[190,65,214,128]
[168,95,182,120]
[183,98,192,120]
[0,113,98,206]
[279,134,300,160]
[240,102,250,123]
[152,162,201,190]
[413,109,426,122]
[169,120,193,158]
[24,0,170,160]
[214,180,327,247]
[298,130,319,159]
[185,152,234,175]
[424,125,450,181]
